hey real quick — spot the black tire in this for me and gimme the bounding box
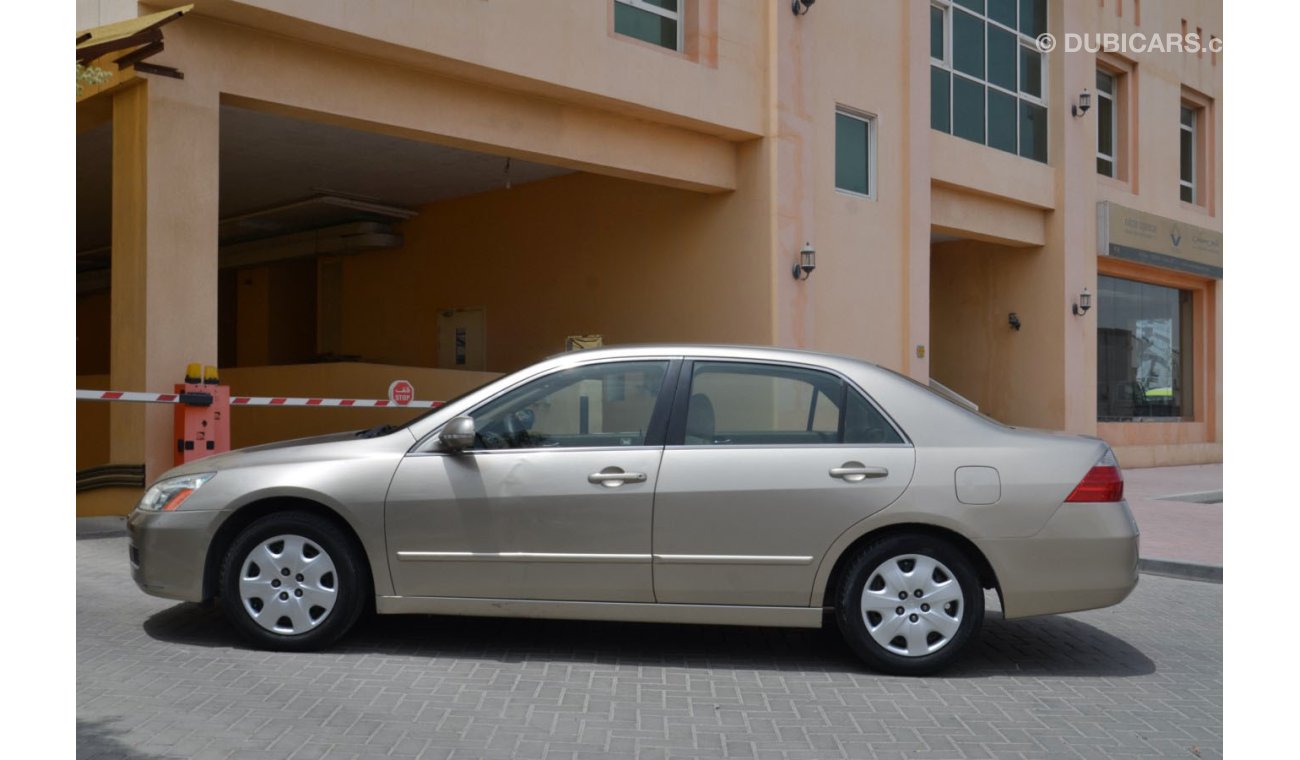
[219,511,369,651]
[834,533,984,676]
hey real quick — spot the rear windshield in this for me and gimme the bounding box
[875,366,1008,428]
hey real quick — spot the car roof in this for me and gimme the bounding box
[545,343,886,373]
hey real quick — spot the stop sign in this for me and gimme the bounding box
[388,379,415,405]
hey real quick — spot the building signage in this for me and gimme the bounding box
[1097,202,1222,278]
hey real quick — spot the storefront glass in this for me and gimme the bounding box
[1097,276,1193,421]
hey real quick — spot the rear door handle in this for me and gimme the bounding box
[829,463,889,482]
[588,468,647,487]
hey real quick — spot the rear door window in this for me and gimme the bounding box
[677,361,902,446]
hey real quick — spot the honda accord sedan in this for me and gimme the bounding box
[128,345,1138,675]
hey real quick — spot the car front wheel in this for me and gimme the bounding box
[835,534,984,675]
[219,512,367,651]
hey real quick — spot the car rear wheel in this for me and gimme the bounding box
[835,534,984,675]
[219,512,367,651]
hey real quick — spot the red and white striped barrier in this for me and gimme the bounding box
[77,390,186,404]
[230,396,442,408]
[77,389,442,408]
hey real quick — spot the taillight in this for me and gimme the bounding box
[1065,448,1124,502]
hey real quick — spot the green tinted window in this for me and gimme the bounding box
[933,0,1047,164]
[987,27,1017,91]
[932,67,952,132]
[988,89,1017,154]
[988,0,1017,27]
[1018,0,1046,36]
[614,1,678,50]
[1019,44,1042,97]
[953,77,985,144]
[953,10,985,78]
[931,5,945,59]
[835,111,871,196]
[1019,100,1047,161]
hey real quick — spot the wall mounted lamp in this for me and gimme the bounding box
[792,242,816,280]
[1072,288,1092,316]
[791,0,815,16]
[1071,88,1092,118]
[1008,312,1021,331]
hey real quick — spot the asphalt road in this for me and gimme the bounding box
[78,535,1221,760]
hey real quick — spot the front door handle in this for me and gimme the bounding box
[830,462,889,482]
[588,467,648,487]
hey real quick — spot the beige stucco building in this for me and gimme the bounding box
[76,0,1223,514]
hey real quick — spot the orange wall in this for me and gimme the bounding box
[77,292,111,375]
[76,364,500,471]
[930,240,1066,429]
[77,373,111,470]
[212,0,766,138]
[338,167,775,374]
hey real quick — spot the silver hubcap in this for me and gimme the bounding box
[860,553,964,657]
[238,534,338,635]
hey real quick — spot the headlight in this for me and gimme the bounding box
[137,473,216,512]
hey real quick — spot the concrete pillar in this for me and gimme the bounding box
[1054,0,1100,434]
[901,0,932,381]
[110,78,220,482]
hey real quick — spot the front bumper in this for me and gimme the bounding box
[978,499,1140,619]
[127,508,226,603]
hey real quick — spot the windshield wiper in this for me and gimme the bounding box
[356,424,396,439]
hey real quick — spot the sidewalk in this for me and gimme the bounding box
[1123,463,1222,582]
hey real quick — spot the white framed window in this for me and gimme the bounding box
[835,107,877,199]
[1179,104,1197,203]
[613,0,682,52]
[929,0,1048,163]
[1096,69,1117,177]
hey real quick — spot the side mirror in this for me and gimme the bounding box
[439,416,476,452]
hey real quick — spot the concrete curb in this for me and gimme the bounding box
[76,516,127,540]
[1139,557,1222,584]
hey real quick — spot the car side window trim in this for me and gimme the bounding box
[410,357,682,454]
[664,358,911,447]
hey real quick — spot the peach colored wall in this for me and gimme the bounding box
[791,0,912,369]
[338,167,775,374]
[85,0,1220,470]
[149,14,744,195]
[929,240,1066,429]
[1088,0,1223,463]
[189,0,765,138]
[923,0,1221,464]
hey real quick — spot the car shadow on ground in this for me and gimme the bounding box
[143,602,1153,678]
[77,719,170,760]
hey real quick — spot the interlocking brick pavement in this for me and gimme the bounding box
[78,536,1221,759]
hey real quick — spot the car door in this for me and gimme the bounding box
[385,359,678,602]
[652,359,916,606]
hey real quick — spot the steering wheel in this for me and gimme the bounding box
[501,409,534,447]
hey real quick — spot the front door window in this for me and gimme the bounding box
[471,361,669,450]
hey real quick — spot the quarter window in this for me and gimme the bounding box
[681,362,903,446]
[931,0,1048,162]
[469,361,669,450]
[614,0,681,52]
